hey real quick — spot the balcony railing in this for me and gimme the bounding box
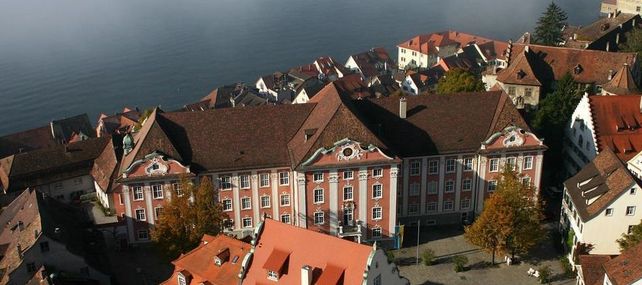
[338,221,363,237]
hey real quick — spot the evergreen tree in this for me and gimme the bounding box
[533,2,568,46]
[436,68,486,94]
[620,27,642,56]
[617,219,642,251]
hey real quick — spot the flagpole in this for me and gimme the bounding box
[416,219,421,265]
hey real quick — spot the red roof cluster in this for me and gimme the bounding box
[589,95,642,161]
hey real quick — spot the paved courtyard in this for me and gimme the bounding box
[392,223,575,285]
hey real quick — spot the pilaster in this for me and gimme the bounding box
[144,183,154,225]
[232,173,241,230]
[359,167,368,223]
[297,172,307,228]
[122,186,135,243]
[270,170,279,219]
[420,158,428,214]
[329,170,339,235]
[389,165,399,234]
[455,155,463,211]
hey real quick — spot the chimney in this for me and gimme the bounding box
[399,97,407,119]
[301,265,312,285]
[608,69,614,81]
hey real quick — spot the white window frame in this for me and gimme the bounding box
[460,199,470,210]
[426,202,437,213]
[626,206,636,216]
[137,230,149,240]
[172,182,183,196]
[343,170,354,180]
[372,227,382,238]
[154,206,163,220]
[463,158,473,171]
[261,196,271,208]
[409,183,420,196]
[462,179,472,191]
[489,158,499,172]
[133,186,144,201]
[314,188,324,204]
[313,172,324,182]
[241,197,251,210]
[488,180,498,192]
[220,176,232,190]
[135,208,146,221]
[152,184,164,199]
[223,199,233,212]
[372,207,382,220]
[279,172,289,185]
[605,208,613,216]
[523,156,533,170]
[443,201,454,211]
[445,180,455,193]
[506,157,517,170]
[446,159,456,173]
[280,214,291,224]
[314,212,325,225]
[409,160,421,176]
[428,160,439,174]
[259,173,270,188]
[242,217,253,228]
[427,181,438,194]
[373,168,383,177]
[240,175,250,189]
[372,184,383,199]
[280,194,290,206]
[343,186,353,201]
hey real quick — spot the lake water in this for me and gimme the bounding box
[0,0,601,134]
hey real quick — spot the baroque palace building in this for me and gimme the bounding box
[91,83,545,246]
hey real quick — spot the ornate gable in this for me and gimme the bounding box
[121,151,190,180]
[301,138,394,168]
[482,126,544,151]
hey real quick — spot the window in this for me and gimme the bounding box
[280,194,290,206]
[373,184,383,199]
[522,177,531,186]
[508,86,516,95]
[313,172,324,182]
[626,206,636,216]
[242,217,253,228]
[445,181,455,193]
[280,214,291,224]
[631,188,637,195]
[410,160,421,176]
[314,189,324,203]
[343,186,353,201]
[460,199,471,210]
[27,262,36,273]
[178,273,187,285]
[462,179,472,191]
[279,172,289,185]
[220,176,232,190]
[523,156,533,170]
[133,186,143,201]
[268,270,279,281]
[409,183,420,196]
[374,274,382,285]
[314,212,325,224]
[428,160,439,174]
[372,207,382,220]
[152,184,163,199]
[260,173,270,187]
[638,6,641,12]
[408,204,419,214]
[373,168,383,177]
[240,175,250,189]
[629,225,635,234]
[40,241,50,253]
[427,181,438,194]
[443,201,454,211]
[427,202,437,213]
[261,196,271,208]
[488,180,498,192]
[223,199,233,211]
[463,158,473,171]
[241,197,251,210]
[605,208,614,216]
[489,159,499,172]
[525,87,533,97]
[372,227,382,238]
[135,209,146,221]
[138,230,149,240]
[118,193,124,205]
[154,207,163,220]
[172,182,183,196]
[446,159,456,173]
[506,157,517,170]
[343,170,353,180]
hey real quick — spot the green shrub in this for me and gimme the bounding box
[386,250,395,263]
[560,256,574,277]
[421,248,436,266]
[538,265,552,284]
[452,255,469,272]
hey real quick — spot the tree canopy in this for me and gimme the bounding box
[620,27,642,56]
[436,68,486,94]
[151,176,226,258]
[533,2,568,46]
[618,219,642,251]
[465,168,545,263]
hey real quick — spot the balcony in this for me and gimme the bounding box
[338,221,363,243]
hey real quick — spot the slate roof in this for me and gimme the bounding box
[96,108,140,137]
[589,95,642,161]
[564,149,636,221]
[564,13,640,49]
[183,84,271,111]
[603,241,642,285]
[90,137,122,192]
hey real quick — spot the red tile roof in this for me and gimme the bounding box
[579,255,612,285]
[602,64,640,95]
[589,95,642,161]
[398,31,501,57]
[603,241,642,285]
[243,219,373,285]
[162,235,250,285]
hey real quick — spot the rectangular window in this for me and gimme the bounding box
[462,179,472,191]
[220,176,232,190]
[409,160,421,176]
[268,270,279,281]
[372,228,382,238]
[133,186,144,201]
[408,204,419,214]
[279,172,289,185]
[118,193,124,205]
[261,196,271,208]
[373,168,383,177]
[40,242,50,253]
[374,275,382,285]
[626,206,636,216]
[172,182,183,196]
[314,212,325,224]
[443,201,454,211]
[428,160,439,174]
[241,197,251,210]
[373,184,383,199]
[506,157,517,170]
[488,180,498,192]
[631,188,637,195]
[508,86,516,95]
[426,202,437,213]
[605,208,613,216]
[629,225,635,234]
[409,183,420,196]
[135,209,146,221]
[523,156,533,170]
[525,87,533,97]
[463,158,473,171]
[372,207,383,220]
[240,175,250,189]
[223,199,233,211]
[281,214,291,224]
[260,173,270,188]
[489,159,499,172]
[152,184,163,199]
[343,170,354,180]
[280,194,290,206]
[154,207,163,220]
[522,177,531,186]
[427,181,438,194]
[343,186,353,201]
[242,217,253,228]
[313,172,324,182]
[314,189,324,203]
[460,199,471,210]
[446,159,456,173]
[445,181,455,193]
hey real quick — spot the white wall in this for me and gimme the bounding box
[39,175,95,203]
[365,248,408,285]
[564,94,598,176]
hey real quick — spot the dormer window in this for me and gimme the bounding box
[267,270,279,281]
[574,64,583,74]
[214,248,230,266]
[517,69,526,79]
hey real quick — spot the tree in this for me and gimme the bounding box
[151,176,225,258]
[538,265,552,284]
[617,219,642,251]
[621,27,642,53]
[465,168,545,263]
[421,248,436,266]
[533,2,568,46]
[452,255,468,272]
[436,69,485,94]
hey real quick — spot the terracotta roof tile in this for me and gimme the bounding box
[603,64,640,95]
[603,241,642,285]
[579,255,612,285]
[589,95,642,161]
